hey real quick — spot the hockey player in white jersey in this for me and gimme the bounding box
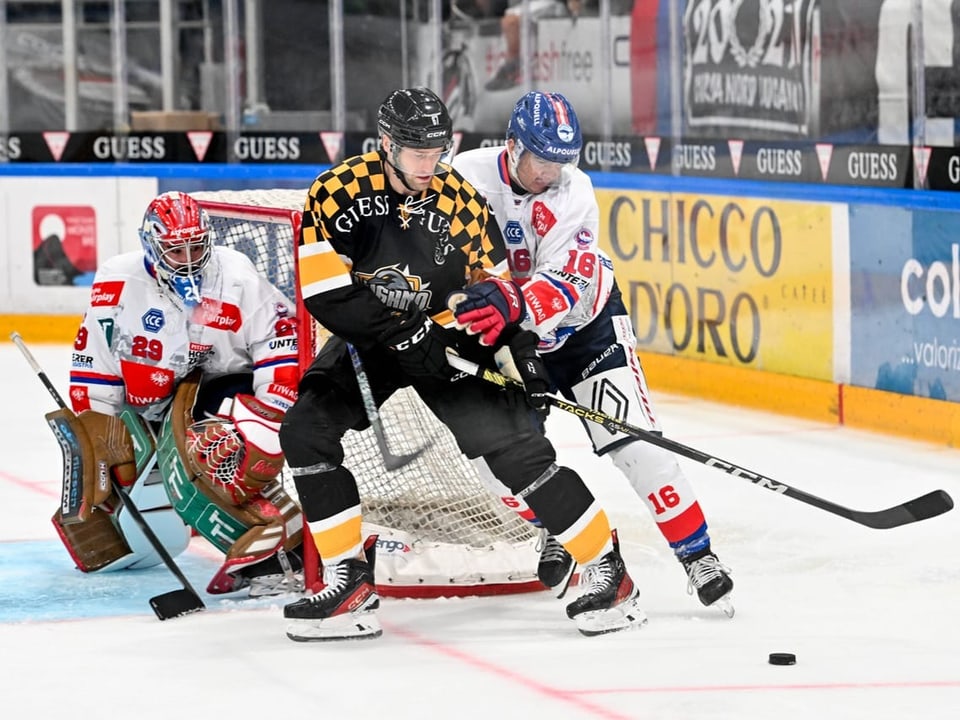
[55,191,304,597]
[450,92,734,615]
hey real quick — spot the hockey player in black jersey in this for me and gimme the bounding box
[280,87,645,641]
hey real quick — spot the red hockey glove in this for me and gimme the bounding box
[447,278,525,347]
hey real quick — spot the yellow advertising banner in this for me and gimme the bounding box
[597,190,834,380]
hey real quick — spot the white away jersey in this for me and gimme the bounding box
[453,146,614,352]
[69,246,299,421]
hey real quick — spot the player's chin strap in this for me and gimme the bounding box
[444,350,954,531]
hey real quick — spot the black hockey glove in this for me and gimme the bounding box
[501,329,550,411]
[381,308,457,381]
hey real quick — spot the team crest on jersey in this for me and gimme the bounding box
[576,228,593,248]
[504,220,524,245]
[356,265,432,312]
[141,308,165,333]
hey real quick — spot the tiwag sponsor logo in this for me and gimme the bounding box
[119,360,174,407]
[90,281,124,307]
[194,298,243,331]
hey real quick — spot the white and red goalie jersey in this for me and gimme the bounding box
[69,246,300,421]
[452,146,615,353]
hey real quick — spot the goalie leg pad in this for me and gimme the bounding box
[51,508,132,572]
[206,520,286,594]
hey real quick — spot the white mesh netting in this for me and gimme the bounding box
[193,189,540,594]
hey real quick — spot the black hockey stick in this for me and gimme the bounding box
[446,352,954,530]
[11,332,205,620]
[347,342,429,471]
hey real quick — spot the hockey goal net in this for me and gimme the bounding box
[194,189,542,597]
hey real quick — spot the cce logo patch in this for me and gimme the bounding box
[504,220,524,245]
[141,308,165,333]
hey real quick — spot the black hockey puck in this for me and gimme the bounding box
[769,653,796,666]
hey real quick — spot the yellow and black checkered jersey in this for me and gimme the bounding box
[298,150,509,350]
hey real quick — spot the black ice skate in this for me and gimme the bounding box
[679,547,734,618]
[284,551,381,642]
[537,532,577,598]
[564,531,647,637]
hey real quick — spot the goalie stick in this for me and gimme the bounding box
[347,341,429,471]
[446,352,955,530]
[11,332,206,620]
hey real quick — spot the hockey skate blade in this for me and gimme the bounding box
[712,594,735,619]
[286,611,382,642]
[553,563,578,600]
[248,573,305,598]
[149,589,205,621]
[573,594,648,637]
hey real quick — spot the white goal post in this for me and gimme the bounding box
[193,189,542,598]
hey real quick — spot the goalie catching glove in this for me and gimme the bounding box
[448,278,525,347]
[186,394,286,505]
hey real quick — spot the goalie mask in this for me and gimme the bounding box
[139,191,212,307]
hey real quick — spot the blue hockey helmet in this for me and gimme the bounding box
[506,91,582,166]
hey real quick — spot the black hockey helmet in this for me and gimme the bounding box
[377,87,453,151]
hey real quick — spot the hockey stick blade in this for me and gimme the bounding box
[446,352,955,530]
[150,588,206,621]
[850,489,954,530]
[349,342,430,471]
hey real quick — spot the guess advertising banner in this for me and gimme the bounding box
[595,188,837,379]
[850,204,960,403]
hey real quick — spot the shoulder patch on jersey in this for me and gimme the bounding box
[90,280,124,307]
[576,228,594,248]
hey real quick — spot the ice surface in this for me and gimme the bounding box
[2,343,958,719]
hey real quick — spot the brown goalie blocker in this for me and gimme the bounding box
[12,331,205,620]
[46,408,153,571]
